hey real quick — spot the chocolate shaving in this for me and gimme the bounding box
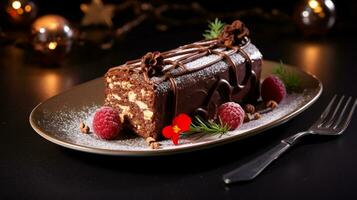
[140,51,164,77]
[218,20,250,47]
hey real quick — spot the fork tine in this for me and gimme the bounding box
[324,95,345,128]
[314,95,337,127]
[332,96,352,129]
[337,98,357,131]
[319,95,337,119]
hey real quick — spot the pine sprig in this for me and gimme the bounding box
[273,61,301,92]
[203,18,225,40]
[184,116,229,137]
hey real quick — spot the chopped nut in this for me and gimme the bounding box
[120,81,133,89]
[106,77,112,83]
[80,122,90,134]
[244,104,255,114]
[112,94,121,100]
[128,91,137,102]
[140,89,146,97]
[254,113,261,120]
[143,110,153,120]
[145,136,156,144]
[118,104,131,122]
[150,142,160,149]
[145,137,160,149]
[244,112,261,122]
[80,122,85,129]
[84,126,90,133]
[136,100,148,110]
[244,113,253,123]
[266,100,278,109]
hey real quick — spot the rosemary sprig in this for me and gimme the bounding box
[184,116,229,137]
[203,18,225,40]
[273,61,301,92]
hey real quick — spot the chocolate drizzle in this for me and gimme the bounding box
[168,77,178,116]
[192,45,256,119]
[108,20,258,120]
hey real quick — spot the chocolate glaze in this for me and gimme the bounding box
[105,20,262,138]
[152,40,262,128]
[106,39,262,138]
[108,39,260,114]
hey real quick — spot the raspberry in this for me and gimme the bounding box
[261,75,286,103]
[217,102,245,130]
[92,106,122,140]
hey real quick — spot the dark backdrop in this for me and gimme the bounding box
[1,0,357,33]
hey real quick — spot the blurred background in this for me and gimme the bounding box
[2,2,357,199]
[1,0,356,36]
[0,0,356,101]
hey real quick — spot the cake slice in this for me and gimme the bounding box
[104,20,263,139]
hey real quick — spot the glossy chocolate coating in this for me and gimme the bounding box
[106,39,262,138]
[152,42,262,129]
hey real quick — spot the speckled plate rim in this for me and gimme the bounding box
[29,60,323,156]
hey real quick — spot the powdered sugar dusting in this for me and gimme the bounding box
[36,90,315,153]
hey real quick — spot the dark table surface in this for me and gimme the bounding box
[1,22,357,199]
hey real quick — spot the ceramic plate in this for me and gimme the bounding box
[29,60,322,156]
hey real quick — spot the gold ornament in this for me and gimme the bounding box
[293,0,336,36]
[31,15,74,62]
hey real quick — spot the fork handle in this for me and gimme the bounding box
[223,131,310,184]
[283,131,311,145]
[223,141,291,184]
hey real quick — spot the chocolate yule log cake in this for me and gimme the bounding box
[104,20,263,139]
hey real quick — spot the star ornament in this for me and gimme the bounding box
[80,0,115,27]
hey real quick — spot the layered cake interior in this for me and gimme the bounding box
[104,20,263,139]
[105,66,156,138]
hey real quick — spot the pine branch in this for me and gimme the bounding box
[203,18,225,40]
[273,60,301,92]
[184,116,229,137]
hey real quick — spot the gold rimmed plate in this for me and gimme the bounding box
[29,60,322,156]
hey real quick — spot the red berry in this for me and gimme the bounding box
[261,75,286,103]
[92,106,122,140]
[217,102,245,130]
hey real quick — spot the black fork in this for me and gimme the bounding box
[223,95,357,184]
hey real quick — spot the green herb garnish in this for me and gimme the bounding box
[273,61,301,92]
[203,18,225,40]
[184,116,229,137]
